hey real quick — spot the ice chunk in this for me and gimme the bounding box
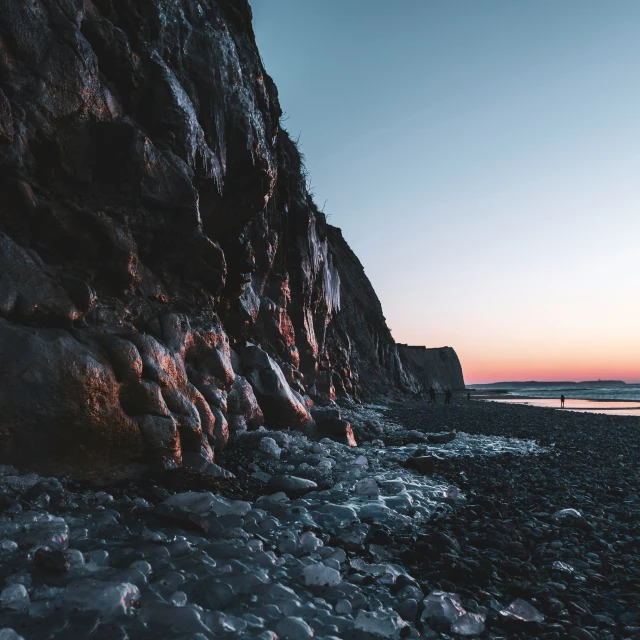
[1,584,30,611]
[0,540,18,553]
[354,610,408,638]
[335,599,352,615]
[299,531,323,554]
[451,612,485,636]
[499,598,544,623]
[553,508,583,520]
[62,580,140,616]
[303,562,341,587]
[354,455,368,466]
[278,531,298,554]
[162,492,250,517]
[552,560,574,573]
[267,475,317,497]
[422,591,466,628]
[259,437,282,458]
[0,630,25,640]
[275,616,314,639]
[355,478,380,497]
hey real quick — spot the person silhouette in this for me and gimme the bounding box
[560,394,565,408]
[429,386,436,403]
[445,388,452,405]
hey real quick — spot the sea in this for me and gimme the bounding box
[469,382,640,416]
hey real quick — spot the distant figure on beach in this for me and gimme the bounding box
[445,388,452,405]
[467,392,470,401]
[560,394,565,408]
[429,386,436,403]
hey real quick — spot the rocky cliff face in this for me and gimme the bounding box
[0,0,462,479]
[397,345,466,392]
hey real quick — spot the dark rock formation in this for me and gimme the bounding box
[0,0,464,479]
[397,345,466,391]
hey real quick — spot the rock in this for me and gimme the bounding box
[568,628,597,640]
[403,456,440,474]
[227,376,264,430]
[240,345,315,432]
[311,408,357,446]
[427,431,457,445]
[33,548,70,573]
[267,476,317,498]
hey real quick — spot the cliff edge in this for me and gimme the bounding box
[0,0,463,479]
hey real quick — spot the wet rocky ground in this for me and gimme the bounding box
[1,397,638,639]
[386,397,640,640]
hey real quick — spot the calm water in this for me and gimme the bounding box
[470,383,640,416]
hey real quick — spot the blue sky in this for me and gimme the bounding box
[251,1,640,382]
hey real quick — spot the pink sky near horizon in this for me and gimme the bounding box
[252,2,640,386]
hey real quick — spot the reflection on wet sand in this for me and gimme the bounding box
[482,396,640,416]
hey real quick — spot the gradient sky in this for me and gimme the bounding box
[251,1,640,384]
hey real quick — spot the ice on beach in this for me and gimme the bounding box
[553,508,583,520]
[499,598,544,623]
[1,584,30,611]
[303,562,341,586]
[552,560,575,573]
[451,612,486,636]
[0,540,18,553]
[0,631,25,640]
[354,609,408,638]
[62,580,140,616]
[422,591,466,628]
[355,477,380,496]
[259,437,282,458]
[299,531,323,553]
[163,492,250,517]
[275,616,314,639]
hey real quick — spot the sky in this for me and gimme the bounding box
[250,1,640,384]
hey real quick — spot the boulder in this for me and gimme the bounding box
[239,345,314,433]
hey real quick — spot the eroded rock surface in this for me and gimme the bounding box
[0,0,462,478]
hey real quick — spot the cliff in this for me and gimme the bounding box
[0,0,462,479]
[397,345,466,392]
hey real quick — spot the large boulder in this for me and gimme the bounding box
[239,345,314,433]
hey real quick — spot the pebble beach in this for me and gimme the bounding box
[1,397,638,640]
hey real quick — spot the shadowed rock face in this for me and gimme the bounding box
[397,345,466,392]
[0,0,463,478]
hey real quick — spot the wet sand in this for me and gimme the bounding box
[470,392,640,416]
